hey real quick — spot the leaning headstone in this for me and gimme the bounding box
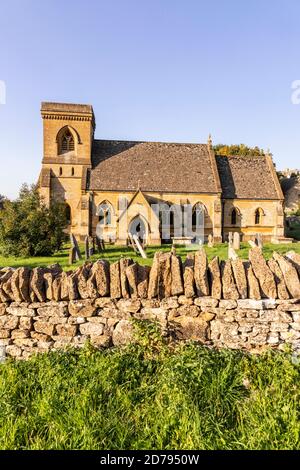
[70,234,82,260]
[207,234,214,248]
[233,232,240,251]
[84,236,90,260]
[69,246,76,265]
[132,234,147,259]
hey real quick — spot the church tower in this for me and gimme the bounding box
[39,102,95,239]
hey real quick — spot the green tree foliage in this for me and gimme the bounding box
[214,144,265,157]
[0,194,6,210]
[0,184,68,257]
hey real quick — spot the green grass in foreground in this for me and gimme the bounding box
[0,325,299,450]
[0,242,300,270]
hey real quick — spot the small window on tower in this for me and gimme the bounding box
[59,167,62,176]
[71,167,75,176]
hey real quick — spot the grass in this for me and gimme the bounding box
[0,242,300,270]
[0,326,299,450]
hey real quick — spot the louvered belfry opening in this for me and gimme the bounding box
[61,129,75,153]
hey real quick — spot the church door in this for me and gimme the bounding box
[129,216,147,244]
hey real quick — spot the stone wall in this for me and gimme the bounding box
[1,297,300,359]
[1,247,300,359]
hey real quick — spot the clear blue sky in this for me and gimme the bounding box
[0,0,300,199]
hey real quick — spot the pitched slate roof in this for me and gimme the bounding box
[90,140,220,193]
[216,154,282,200]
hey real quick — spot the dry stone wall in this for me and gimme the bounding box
[0,247,300,359]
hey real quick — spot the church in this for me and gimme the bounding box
[39,102,285,245]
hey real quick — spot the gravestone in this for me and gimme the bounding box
[70,234,81,260]
[84,236,90,260]
[208,234,214,247]
[95,235,105,253]
[233,232,240,250]
[128,233,139,254]
[228,232,234,247]
[132,234,147,259]
[89,237,95,257]
[69,246,76,265]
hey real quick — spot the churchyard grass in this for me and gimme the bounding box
[0,335,299,450]
[0,242,299,270]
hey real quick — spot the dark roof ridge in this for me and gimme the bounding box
[216,153,266,158]
[93,138,208,146]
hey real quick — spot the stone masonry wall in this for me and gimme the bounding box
[1,247,300,359]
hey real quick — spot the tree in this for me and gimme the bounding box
[0,194,5,210]
[213,144,265,157]
[0,184,68,257]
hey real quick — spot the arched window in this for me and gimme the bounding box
[231,208,237,225]
[255,208,263,225]
[71,167,75,176]
[65,204,71,225]
[57,127,77,155]
[192,203,205,228]
[98,202,112,226]
[59,167,62,176]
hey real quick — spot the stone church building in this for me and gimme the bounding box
[39,102,285,245]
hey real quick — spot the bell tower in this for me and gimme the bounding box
[39,102,95,239]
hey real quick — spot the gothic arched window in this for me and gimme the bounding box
[255,208,263,225]
[65,203,71,225]
[231,208,237,225]
[98,202,113,226]
[57,126,78,155]
[192,203,205,228]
